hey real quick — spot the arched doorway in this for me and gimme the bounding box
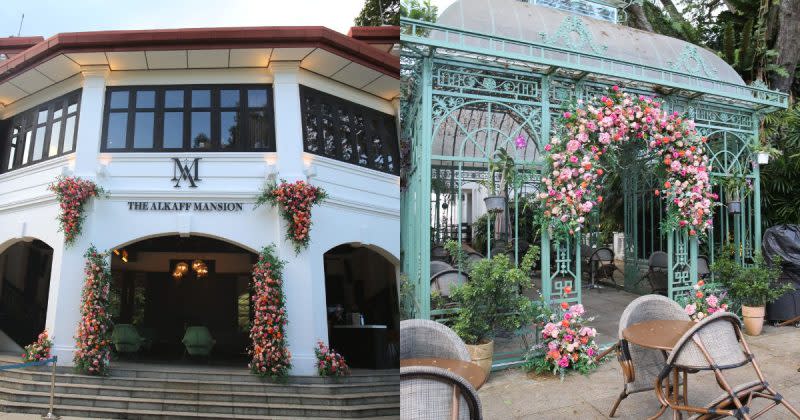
[0,240,53,349]
[323,244,399,369]
[109,235,257,362]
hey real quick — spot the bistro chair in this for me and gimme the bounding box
[400,319,470,361]
[638,251,669,295]
[657,312,800,419]
[431,260,454,277]
[401,365,482,420]
[589,247,622,288]
[430,269,469,299]
[599,294,690,417]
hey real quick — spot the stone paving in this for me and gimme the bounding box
[478,324,800,419]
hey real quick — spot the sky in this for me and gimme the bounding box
[431,0,456,17]
[0,0,370,38]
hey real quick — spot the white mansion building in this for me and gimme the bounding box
[0,25,400,375]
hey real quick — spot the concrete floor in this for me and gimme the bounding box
[478,324,800,419]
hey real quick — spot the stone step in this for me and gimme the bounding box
[2,400,401,420]
[0,375,398,406]
[0,386,399,418]
[0,368,398,395]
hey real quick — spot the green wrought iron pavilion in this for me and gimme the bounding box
[401,0,789,365]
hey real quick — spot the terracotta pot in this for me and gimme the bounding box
[741,305,765,336]
[466,340,494,376]
[483,196,505,213]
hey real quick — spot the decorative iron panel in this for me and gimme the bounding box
[299,86,399,175]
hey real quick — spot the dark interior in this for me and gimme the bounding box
[110,235,256,362]
[324,244,400,369]
[0,240,53,347]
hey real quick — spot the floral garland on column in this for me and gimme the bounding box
[48,176,105,246]
[248,244,292,378]
[255,179,327,254]
[73,246,113,376]
[538,86,717,239]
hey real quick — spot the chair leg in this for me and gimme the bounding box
[609,390,627,417]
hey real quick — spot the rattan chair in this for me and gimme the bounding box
[601,294,690,417]
[401,365,482,420]
[638,251,669,294]
[589,247,622,287]
[430,269,469,298]
[431,260,454,277]
[400,319,470,361]
[656,312,800,419]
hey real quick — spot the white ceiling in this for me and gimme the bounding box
[0,47,398,106]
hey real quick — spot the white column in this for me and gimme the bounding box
[269,61,319,375]
[45,65,109,365]
[269,62,305,182]
[73,65,110,177]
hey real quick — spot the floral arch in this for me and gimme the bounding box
[539,87,718,240]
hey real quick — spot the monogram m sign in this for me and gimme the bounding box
[172,158,202,188]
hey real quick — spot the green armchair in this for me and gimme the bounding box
[112,324,146,354]
[182,326,216,357]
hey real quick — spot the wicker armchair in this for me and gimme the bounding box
[602,294,689,417]
[657,312,800,419]
[401,365,482,420]
[400,319,470,361]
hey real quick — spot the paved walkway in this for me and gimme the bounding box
[479,324,800,419]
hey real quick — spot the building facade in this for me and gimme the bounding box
[0,26,400,375]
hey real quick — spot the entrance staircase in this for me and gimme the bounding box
[0,355,399,419]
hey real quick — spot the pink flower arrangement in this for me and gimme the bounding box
[314,340,350,377]
[48,176,104,246]
[256,180,327,254]
[525,287,602,378]
[22,330,52,363]
[248,245,292,378]
[73,246,113,376]
[683,279,729,321]
[539,87,716,238]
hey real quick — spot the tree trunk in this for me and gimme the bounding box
[627,4,653,32]
[769,0,800,93]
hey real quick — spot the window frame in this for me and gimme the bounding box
[100,85,275,153]
[0,89,81,174]
[299,85,399,175]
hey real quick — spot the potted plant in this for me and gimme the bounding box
[481,148,517,213]
[752,140,782,165]
[711,246,794,335]
[449,246,540,375]
[720,173,749,214]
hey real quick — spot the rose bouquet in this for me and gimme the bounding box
[538,86,716,239]
[73,246,113,376]
[22,330,52,363]
[314,340,350,377]
[682,280,730,322]
[48,176,105,246]
[524,287,603,379]
[248,245,292,378]
[256,179,327,254]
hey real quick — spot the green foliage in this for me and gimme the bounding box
[399,273,418,320]
[471,214,490,254]
[443,239,467,270]
[449,247,540,345]
[723,22,736,64]
[400,0,437,22]
[760,103,800,226]
[354,0,399,26]
[711,245,794,307]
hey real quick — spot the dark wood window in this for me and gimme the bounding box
[0,90,81,173]
[299,86,398,175]
[101,85,275,152]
